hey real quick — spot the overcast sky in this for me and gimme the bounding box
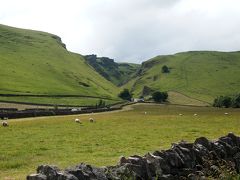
[1,0,240,63]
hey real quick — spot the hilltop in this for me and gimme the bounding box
[0,24,122,105]
[125,51,240,104]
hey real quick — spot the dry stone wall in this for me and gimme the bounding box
[27,133,240,179]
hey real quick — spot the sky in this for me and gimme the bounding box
[1,0,240,63]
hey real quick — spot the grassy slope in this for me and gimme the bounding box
[1,104,240,179]
[117,63,140,85]
[125,51,240,103]
[0,24,119,98]
[0,96,120,106]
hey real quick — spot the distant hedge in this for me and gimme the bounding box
[213,94,240,108]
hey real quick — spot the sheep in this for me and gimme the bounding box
[194,113,198,116]
[179,113,183,116]
[144,112,147,115]
[2,121,8,127]
[75,118,81,123]
[89,118,94,123]
[224,112,229,115]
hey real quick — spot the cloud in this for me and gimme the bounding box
[1,0,240,63]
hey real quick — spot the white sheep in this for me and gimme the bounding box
[2,121,8,127]
[194,113,198,116]
[179,113,183,116]
[89,118,94,123]
[75,118,81,123]
[144,112,147,115]
[224,112,229,115]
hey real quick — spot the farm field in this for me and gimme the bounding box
[1,103,240,179]
[0,96,121,107]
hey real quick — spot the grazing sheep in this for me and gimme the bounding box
[224,112,229,115]
[194,113,198,116]
[89,118,94,123]
[2,121,8,127]
[75,118,81,123]
[144,112,147,115]
[179,113,183,116]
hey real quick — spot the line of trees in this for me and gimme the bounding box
[118,89,168,103]
[213,94,240,108]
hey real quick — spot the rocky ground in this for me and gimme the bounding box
[27,133,240,180]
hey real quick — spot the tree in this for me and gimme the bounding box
[152,91,168,102]
[162,65,170,73]
[232,94,240,108]
[213,95,233,108]
[118,89,132,101]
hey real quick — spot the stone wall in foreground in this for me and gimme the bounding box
[27,133,240,180]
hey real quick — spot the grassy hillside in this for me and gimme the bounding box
[0,24,120,102]
[125,51,240,103]
[85,55,140,86]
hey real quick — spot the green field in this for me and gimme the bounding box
[0,96,121,107]
[125,51,240,103]
[1,103,240,179]
[0,24,118,99]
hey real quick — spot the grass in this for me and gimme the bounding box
[0,24,118,99]
[0,103,240,179]
[0,96,121,106]
[125,51,240,103]
[167,91,210,106]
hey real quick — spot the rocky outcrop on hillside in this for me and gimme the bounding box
[27,133,240,179]
[84,55,140,86]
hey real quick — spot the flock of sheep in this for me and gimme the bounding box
[74,117,95,124]
[179,112,229,116]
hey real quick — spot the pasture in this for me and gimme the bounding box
[0,103,240,179]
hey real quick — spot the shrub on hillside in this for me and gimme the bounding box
[118,89,132,101]
[96,99,106,108]
[162,65,170,73]
[152,91,168,103]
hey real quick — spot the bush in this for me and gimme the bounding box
[152,91,168,102]
[232,94,240,108]
[118,89,132,101]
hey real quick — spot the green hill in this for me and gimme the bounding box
[0,24,120,105]
[125,51,240,104]
[2,24,240,106]
[84,55,140,86]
